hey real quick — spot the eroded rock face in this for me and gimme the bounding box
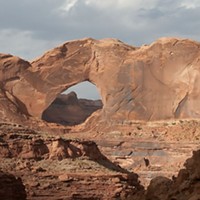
[0,122,144,200]
[0,54,31,123]
[0,129,108,162]
[145,150,200,200]
[1,37,200,125]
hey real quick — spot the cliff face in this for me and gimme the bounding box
[1,37,200,125]
[145,149,200,200]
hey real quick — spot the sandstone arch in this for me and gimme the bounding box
[1,37,200,125]
[8,37,132,121]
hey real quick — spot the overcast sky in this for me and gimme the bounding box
[1,0,200,99]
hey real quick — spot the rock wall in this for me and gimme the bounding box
[145,150,200,200]
[1,37,200,125]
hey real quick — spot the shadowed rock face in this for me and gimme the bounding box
[42,92,102,125]
[145,149,200,200]
[1,37,200,125]
[0,171,27,200]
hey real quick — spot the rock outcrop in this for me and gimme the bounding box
[42,92,102,125]
[0,171,26,200]
[0,123,110,162]
[0,54,31,123]
[0,122,144,200]
[145,149,200,200]
[1,37,200,126]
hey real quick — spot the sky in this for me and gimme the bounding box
[1,0,200,99]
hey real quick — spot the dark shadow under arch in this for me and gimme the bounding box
[42,81,103,126]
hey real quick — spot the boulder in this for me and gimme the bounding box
[0,171,26,200]
[145,150,200,200]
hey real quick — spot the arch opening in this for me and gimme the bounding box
[41,81,103,126]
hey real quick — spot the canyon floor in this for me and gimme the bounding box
[1,119,200,199]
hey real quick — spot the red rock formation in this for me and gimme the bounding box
[0,122,144,199]
[1,37,200,126]
[0,54,31,123]
[42,92,102,125]
[145,150,200,200]
[0,131,108,161]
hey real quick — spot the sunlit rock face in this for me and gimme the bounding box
[1,37,200,124]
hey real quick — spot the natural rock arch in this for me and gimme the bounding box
[6,38,130,122]
[1,37,200,125]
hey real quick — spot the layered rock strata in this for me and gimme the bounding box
[0,122,144,199]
